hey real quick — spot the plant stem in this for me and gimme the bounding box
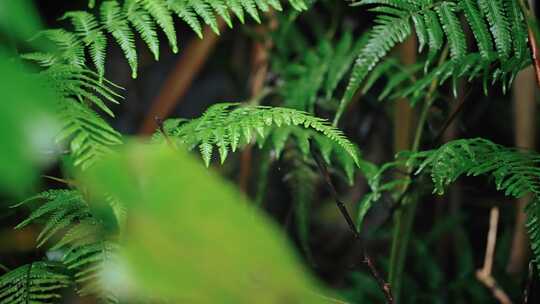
[311,148,394,303]
[388,46,448,302]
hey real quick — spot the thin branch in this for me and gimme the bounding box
[476,207,513,304]
[42,175,75,186]
[155,116,174,148]
[432,88,471,145]
[523,262,535,304]
[0,264,9,273]
[310,147,394,304]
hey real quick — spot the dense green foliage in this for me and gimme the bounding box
[1,0,539,303]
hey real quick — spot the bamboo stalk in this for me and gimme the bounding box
[139,20,226,135]
[388,35,416,304]
[507,66,536,275]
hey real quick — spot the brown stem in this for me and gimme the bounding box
[476,207,513,304]
[155,116,174,148]
[238,12,277,193]
[311,148,394,304]
[139,20,226,135]
[508,65,536,275]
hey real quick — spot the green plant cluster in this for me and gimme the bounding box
[0,0,539,303]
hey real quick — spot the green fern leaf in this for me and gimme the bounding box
[191,0,220,34]
[101,1,138,78]
[167,0,204,38]
[459,0,494,59]
[404,138,540,272]
[64,241,119,301]
[423,9,444,67]
[478,0,511,59]
[436,2,467,59]
[158,103,361,172]
[140,0,178,53]
[20,52,59,67]
[412,13,428,52]
[37,29,86,67]
[207,0,233,28]
[62,11,107,77]
[337,12,411,124]
[226,0,246,23]
[124,0,161,60]
[0,262,71,304]
[241,0,261,23]
[505,0,528,59]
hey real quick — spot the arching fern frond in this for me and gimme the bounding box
[478,0,511,59]
[36,0,307,78]
[0,262,71,304]
[460,0,494,59]
[156,103,362,181]
[355,160,408,232]
[26,29,86,67]
[283,154,317,259]
[13,189,92,248]
[40,65,123,169]
[61,11,107,77]
[64,241,120,303]
[401,138,540,271]
[13,189,119,302]
[274,30,366,112]
[337,0,530,123]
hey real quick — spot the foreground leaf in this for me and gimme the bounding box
[81,141,332,303]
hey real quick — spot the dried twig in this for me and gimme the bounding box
[476,207,513,304]
[311,147,394,304]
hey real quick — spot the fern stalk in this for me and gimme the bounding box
[388,46,449,302]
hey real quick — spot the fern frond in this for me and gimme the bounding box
[14,189,119,301]
[57,100,123,169]
[423,9,444,67]
[0,262,71,304]
[284,157,317,258]
[191,0,221,34]
[241,0,261,23]
[478,0,511,59]
[41,0,306,78]
[61,11,107,77]
[207,0,233,28]
[274,30,365,112]
[64,241,119,302]
[505,0,528,60]
[124,0,161,60]
[41,65,123,169]
[140,0,178,53]
[167,0,204,37]
[355,161,407,231]
[324,31,367,99]
[34,29,85,67]
[402,138,540,271]
[411,12,428,52]
[20,52,59,67]
[157,103,361,180]
[459,0,494,59]
[14,190,91,248]
[436,2,466,59]
[280,41,333,112]
[340,0,530,120]
[101,1,138,78]
[336,8,411,124]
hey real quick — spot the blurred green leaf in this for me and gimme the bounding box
[81,141,332,303]
[0,0,42,42]
[0,50,56,197]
